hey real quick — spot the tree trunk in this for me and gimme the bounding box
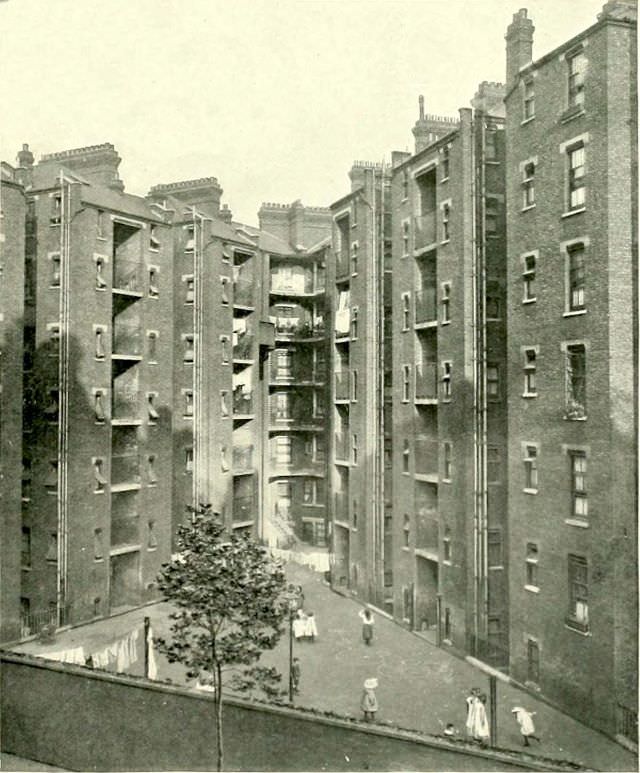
[215,661,224,771]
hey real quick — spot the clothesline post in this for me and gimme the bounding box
[489,675,497,748]
[144,616,150,679]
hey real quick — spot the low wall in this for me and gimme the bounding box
[1,652,584,772]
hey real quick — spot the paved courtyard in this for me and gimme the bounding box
[9,560,637,772]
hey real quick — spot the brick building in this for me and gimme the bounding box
[504,0,637,742]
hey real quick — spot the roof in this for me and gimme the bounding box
[81,186,164,222]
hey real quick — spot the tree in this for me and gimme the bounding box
[155,504,288,771]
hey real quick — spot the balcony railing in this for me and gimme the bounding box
[233,335,254,361]
[334,491,348,522]
[269,456,324,474]
[110,516,140,548]
[334,372,350,401]
[112,319,142,357]
[415,362,438,400]
[270,361,322,384]
[413,212,438,251]
[112,389,140,423]
[233,389,254,417]
[232,445,254,473]
[233,277,254,307]
[18,604,72,641]
[233,494,255,522]
[334,433,349,461]
[414,287,438,325]
[415,436,439,478]
[272,318,325,340]
[270,272,315,296]
[111,453,141,488]
[113,259,143,295]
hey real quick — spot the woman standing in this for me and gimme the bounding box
[360,678,379,722]
[473,693,491,746]
[358,608,374,645]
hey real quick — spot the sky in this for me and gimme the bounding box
[1,0,605,225]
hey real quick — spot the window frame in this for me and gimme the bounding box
[523,443,539,493]
[401,292,411,331]
[565,241,586,313]
[442,441,452,482]
[522,160,536,209]
[441,360,452,401]
[441,281,451,324]
[569,450,588,522]
[402,364,411,403]
[525,542,539,590]
[523,78,535,122]
[523,347,538,397]
[522,252,537,303]
[567,49,586,110]
[567,553,589,632]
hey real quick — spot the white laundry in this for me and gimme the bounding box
[147,625,158,680]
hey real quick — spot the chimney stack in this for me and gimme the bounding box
[505,8,534,87]
[219,203,233,224]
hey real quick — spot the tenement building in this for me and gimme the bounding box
[504,1,637,743]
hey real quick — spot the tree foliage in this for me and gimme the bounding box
[155,504,288,770]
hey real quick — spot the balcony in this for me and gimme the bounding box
[272,318,325,341]
[334,491,348,523]
[233,277,254,309]
[233,334,254,363]
[414,287,438,327]
[111,453,141,492]
[112,389,141,424]
[110,515,140,550]
[334,433,350,463]
[335,252,350,282]
[415,511,439,558]
[232,445,254,475]
[270,408,322,430]
[334,372,350,402]
[233,388,254,419]
[113,260,143,296]
[415,362,438,402]
[413,212,438,251]
[112,319,143,359]
[269,456,325,476]
[270,271,317,297]
[233,494,255,523]
[414,436,439,480]
[269,361,324,385]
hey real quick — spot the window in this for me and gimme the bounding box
[95,327,106,360]
[45,460,58,490]
[485,128,497,161]
[568,51,586,109]
[351,200,358,227]
[523,254,536,302]
[522,162,535,208]
[403,514,410,548]
[485,197,499,235]
[97,210,105,239]
[402,220,410,255]
[46,532,58,562]
[402,169,409,199]
[444,607,452,640]
[568,144,585,210]
[441,361,452,400]
[147,520,158,550]
[50,195,61,224]
[22,458,32,501]
[441,282,451,323]
[443,442,452,480]
[93,458,107,492]
[183,334,194,363]
[524,445,538,491]
[221,276,230,304]
[441,146,450,180]
[523,79,535,120]
[275,436,291,465]
[567,243,585,311]
[523,349,537,395]
[50,253,61,287]
[220,335,230,364]
[44,388,59,422]
[570,451,588,520]
[183,389,194,417]
[149,224,160,251]
[351,242,358,274]
[566,344,586,418]
[184,275,194,304]
[567,554,589,630]
[352,499,358,528]
[443,530,451,562]
[352,433,358,465]
[526,543,539,588]
[351,369,358,402]
[148,454,157,485]
[488,530,502,568]
[21,527,31,568]
[185,447,194,473]
[147,331,158,363]
[220,444,229,472]
[94,390,106,423]
[402,439,410,473]
[95,256,107,289]
[402,293,410,331]
[147,393,159,422]
[48,324,60,356]
[94,528,103,560]
[402,365,410,402]
[220,390,229,417]
[351,306,358,339]
[148,267,159,297]
[184,225,195,252]
[487,446,500,483]
[274,348,291,378]
[441,203,450,242]
[486,282,500,320]
[527,639,540,683]
[303,479,315,504]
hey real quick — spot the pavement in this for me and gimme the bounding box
[1,754,68,771]
[7,560,638,773]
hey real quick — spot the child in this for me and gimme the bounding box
[443,723,458,738]
[512,707,541,747]
[305,611,318,642]
[358,608,374,645]
[361,678,379,722]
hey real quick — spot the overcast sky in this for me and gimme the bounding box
[2,0,604,224]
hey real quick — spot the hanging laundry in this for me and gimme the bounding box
[147,624,158,680]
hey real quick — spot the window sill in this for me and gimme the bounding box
[94,558,105,564]
[402,547,410,552]
[96,236,108,242]
[441,320,451,326]
[523,488,538,495]
[560,107,585,124]
[563,309,586,317]
[401,253,409,259]
[21,566,32,572]
[148,482,158,487]
[486,160,501,166]
[522,298,536,305]
[440,239,450,246]
[442,477,452,484]
[441,176,450,183]
[565,518,589,528]
[520,116,535,126]
[149,248,160,254]
[148,360,158,366]
[524,584,540,594]
[563,415,587,422]
[489,565,504,571]
[561,208,585,219]
[95,287,108,293]
[443,560,452,567]
[522,393,537,399]
[443,638,453,646]
[94,489,106,495]
[564,621,590,636]
[521,204,536,213]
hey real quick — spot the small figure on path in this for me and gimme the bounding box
[512,707,541,747]
[305,611,318,642]
[361,678,379,722]
[291,657,301,693]
[359,608,374,645]
[293,609,307,641]
[296,585,305,610]
[473,693,491,746]
[443,723,458,738]
[465,687,480,738]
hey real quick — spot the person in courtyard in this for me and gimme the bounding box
[296,585,305,610]
[512,707,541,747]
[473,693,491,746]
[291,657,301,693]
[358,608,374,645]
[443,723,458,738]
[304,611,318,642]
[465,687,480,738]
[361,677,379,722]
[293,609,307,642]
